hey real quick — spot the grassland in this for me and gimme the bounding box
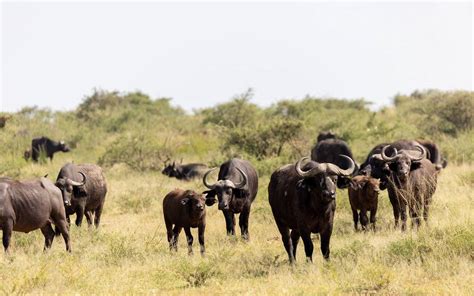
[0,89,473,294]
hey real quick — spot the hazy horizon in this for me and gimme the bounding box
[1,1,472,113]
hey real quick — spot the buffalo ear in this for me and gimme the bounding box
[203,190,216,206]
[180,198,189,205]
[411,161,422,170]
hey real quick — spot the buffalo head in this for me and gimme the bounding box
[374,144,426,182]
[59,141,71,152]
[295,155,355,202]
[55,172,86,206]
[202,167,248,210]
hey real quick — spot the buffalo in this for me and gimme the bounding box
[0,177,71,252]
[31,136,70,162]
[163,189,206,255]
[374,144,438,230]
[348,175,380,231]
[311,132,357,188]
[162,161,208,181]
[55,163,107,228]
[202,158,258,240]
[268,155,355,263]
[0,115,11,128]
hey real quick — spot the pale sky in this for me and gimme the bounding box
[1,1,472,112]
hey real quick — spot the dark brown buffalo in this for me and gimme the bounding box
[311,132,357,188]
[0,115,11,128]
[0,177,71,252]
[162,161,208,181]
[377,144,438,230]
[163,189,206,256]
[348,175,380,231]
[268,155,355,263]
[56,163,107,228]
[202,158,258,240]
[31,136,70,162]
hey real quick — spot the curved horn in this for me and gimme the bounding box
[295,157,323,177]
[402,144,426,161]
[202,168,217,189]
[67,172,86,186]
[233,167,248,189]
[381,145,399,162]
[325,155,356,176]
[370,153,384,161]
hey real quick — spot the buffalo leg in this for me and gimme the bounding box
[75,206,85,227]
[276,222,294,264]
[300,229,314,262]
[239,206,250,240]
[389,194,400,228]
[352,209,359,231]
[55,219,71,252]
[400,202,408,232]
[84,211,93,227]
[41,223,56,251]
[2,219,13,252]
[320,226,333,260]
[171,225,182,252]
[423,197,431,224]
[369,208,377,232]
[290,229,300,260]
[360,209,369,231]
[94,203,104,228]
[198,224,205,256]
[184,227,194,255]
[165,218,173,249]
[223,210,235,236]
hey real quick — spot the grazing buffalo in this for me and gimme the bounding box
[163,189,206,255]
[55,163,107,228]
[0,115,11,128]
[375,144,437,230]
[162,161,208,181]
[311,132,357,188]
[348,175,380,231]
[31,136,70,162]
[268,155,355,263]
[0,177,71,252]
[202,158,258,240]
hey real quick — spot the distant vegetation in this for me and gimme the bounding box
[1,88,472,176]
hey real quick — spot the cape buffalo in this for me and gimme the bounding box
[163,189,206,256]
[0,177,71,252]
[376,144,437,230]
[162,161,208,181]
[0,115,10,128]
[311,132,357,188]
[31,136,70,162]
[202,158,258,240]
[348,175,380,231]
[269,155,355,263]
[56,163,107,228]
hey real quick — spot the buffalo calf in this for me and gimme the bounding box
[163,189,206,256]
[348,175,380,231]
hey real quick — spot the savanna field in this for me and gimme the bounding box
[0,89,473,294]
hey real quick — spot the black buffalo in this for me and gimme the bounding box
[0,177,71,252]
[311,132,357,188]
[374,144,438,230]
[268,155,355,263]
[202,158,258,240]
[162,161,208,181]
[31,136,70,162]
[56,163,107,228]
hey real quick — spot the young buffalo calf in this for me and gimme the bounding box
[163,189,206,256]
[348,175,380,231]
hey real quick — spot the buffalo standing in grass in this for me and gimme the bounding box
[374,144,437,230]
[30,136,70,162]
[268,155,355,263]
[163,189,206,256]
[202,158,258,240]
[311,132,357,188]
[348,175,380,231]
[0,177,71,252]
[162,161,208,181]
[56,163,107,228]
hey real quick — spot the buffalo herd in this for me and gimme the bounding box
[1,133,445,264]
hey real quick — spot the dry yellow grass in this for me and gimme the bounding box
[1,157,473,295]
